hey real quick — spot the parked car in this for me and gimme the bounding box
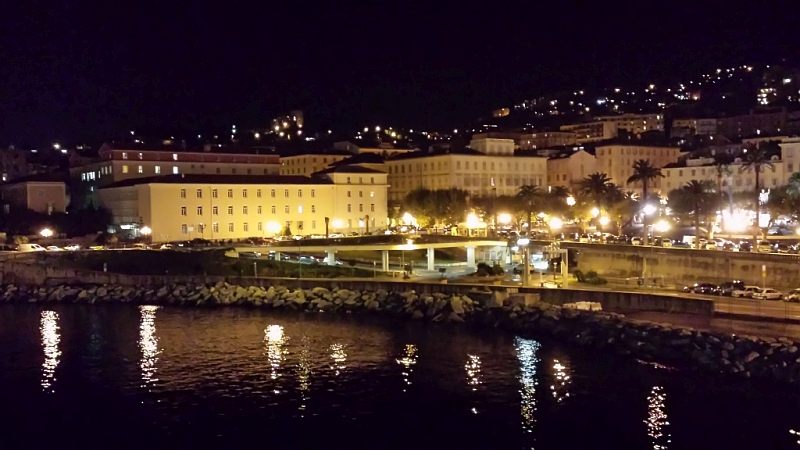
[160,244,174,250]
[703,241,718,250]
[683,282,718,294]
[631,237,643,246]
[322,256,343,265]
[578,234,590,243]
[739,241,753,252]
[722,241,738,252]
[715,281,745,296]
[132,243,148,250]
[732,286,762,298]
[653,237,672,248]
[18,243,45,252]
[786,288,800,302]
[238,251,261,259]
[267,251,292,261]
[298,256,318,264]
[757,240,772,253]
[672,241,691,249]
[63,244,80,251]
[773,243,792,254]
[45,246,62,252]
[753,288,785,301]
[565,233,579,241]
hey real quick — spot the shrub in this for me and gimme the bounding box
[573,269,585,282]
[585,270,598,279]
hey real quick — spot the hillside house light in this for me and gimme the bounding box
[40,228,53,238]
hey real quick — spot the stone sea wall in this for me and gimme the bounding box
[3,281,800,385]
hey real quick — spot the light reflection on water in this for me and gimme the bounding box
[264,324,287,382]
[40,310,61,393]
[646,386,670,449]
[550,358,571,403]
[330,343,347,376]
[296,335,311,416]
[138,305,161,389]
[465,354,482,391]
[516,337,540,434]
[396,344,417,392]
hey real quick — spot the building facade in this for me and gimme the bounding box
[546,150,597,189]
[97,169,389,242]
[519,132,577,150]
[467,137,516,155]
[594,144,682,194]
[596,113,664,134]
[0,178,68,214]
[385,149,547,201]
[280,152,351,175]
[662,156,786,193]
[560,121,618,143]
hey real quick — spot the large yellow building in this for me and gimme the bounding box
[97,167,388,242]
[385,148,548,202]
[279,151,352,175]
[596,113,664,134]
[546,149,597,189]
[594,144,682,194]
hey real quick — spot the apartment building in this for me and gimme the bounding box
[717,108,787,138]
[280,151,352,175]
[385,148,547,202]
[661,155,786,193]
[594,144,682,194]
[467,136,516,155]
[97,167,389,242]
[779,137,800,174]
[332,141,415,158]
[546,149,597,189]
[559,121,618,144]
[519,132,577,150]
[671,118,719,137]
[596,113,664,134]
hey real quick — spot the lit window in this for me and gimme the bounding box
[370,191,375,197]
[298,205,303,214]
[155,166,161,174]
[173,154,178,161]
[172,166,178,174]
[122,165,129,174]
[138,165,143,174]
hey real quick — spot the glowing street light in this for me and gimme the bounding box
[654,220,671,233]
[140,226,152,236]
[599,216,610,226]
[643,204,657,215]
[401,212,416,225]
[590,207,600,218]
[254,133,260,139]
[466,213,480,229]
[549,217,563,230]
[266,221,282,235]
[331,219,344,229]
[497,213,512,224]
[40,228,53,238]
[566,196,576,206]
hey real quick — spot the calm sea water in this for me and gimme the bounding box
[1,305,799,449]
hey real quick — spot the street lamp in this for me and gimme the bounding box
[599,216,610,227]
[643,204,657,215]
[331,219,344,229]
[266,221,282,237]
[566,196,576,206]
[466,213,480,236]
[654,220,671,233]
[549,217,563,230]
[40,228,53,238]
[590,207,600,218]
[498,213,512,225]
[140,226,152,236]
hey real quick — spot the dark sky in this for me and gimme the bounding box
[2,0,798,145]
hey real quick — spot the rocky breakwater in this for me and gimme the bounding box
[4,281,800,386]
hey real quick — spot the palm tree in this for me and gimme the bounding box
[713,154,733,217]
[627,159,664,245]
[605,184,636,235]
[681,180,715,248]
[741,144,775,246]
[516,185,541,233]
[549,185,570,199]
[787,172,800,198]
[578,173,612,206]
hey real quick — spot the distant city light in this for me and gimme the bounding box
[52,143,60,150]
[375,126,381,132]
[590,207,600,217]
[254,133,260,139]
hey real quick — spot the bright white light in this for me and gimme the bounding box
[266,221,282,233]
[590,207,600,217]
[53,143,61,150]
[254,133,260,139]
[599,216,610,226]
[375,126,381,132]
[549,217,563,229]
[517,238,530,246]
[40,228,53,238]
[498,213,512,224]
[643,204,657,215]
[401,212,416,225]
[724,211,748,232]
[331,219,344,228]
[566,196,576,206]
[466,213,480,228]
[654,220,670,232]
[140,226,152,236]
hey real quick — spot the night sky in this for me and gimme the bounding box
[2,1,797,145]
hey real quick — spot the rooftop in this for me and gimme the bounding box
[329,153,386,166]
[312,165,386,175]
[0,172,69,186]
[99,174,329,189]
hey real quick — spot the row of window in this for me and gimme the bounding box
[180,218,371,234]
[668,166,777,178]
[389,160,544,174]
[180,188,317,199]
[179,204,376,216]
[82,165,274,181]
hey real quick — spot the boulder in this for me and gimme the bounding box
[411,310,424,320]
[450,297,465,315]
[744,351,760,363]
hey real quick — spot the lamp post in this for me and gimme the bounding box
[518,237,530,286]
[140,226,152,244]
[324,217,330,238]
